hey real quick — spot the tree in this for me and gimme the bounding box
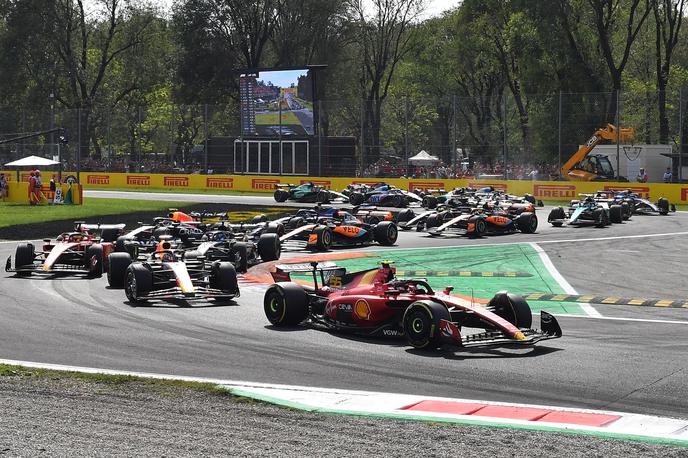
[349,0,424,167]
[654,0,686,143]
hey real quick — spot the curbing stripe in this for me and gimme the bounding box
[524,293,688,309]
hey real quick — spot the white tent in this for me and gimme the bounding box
[408,150,440,166]
[4,155,60,167]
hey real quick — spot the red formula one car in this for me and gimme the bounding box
[263,261,561,350]
[5,222,124,277]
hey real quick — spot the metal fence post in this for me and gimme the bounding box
[317,99,322,176]
[615,89,620,181]
[558,90,562,173]
[77,108,81,183]
[503,96,508,179]
[680,88,683,182]
[204,103,208,174]
[360,99,365,175]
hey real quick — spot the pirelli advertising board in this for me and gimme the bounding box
[3,170,688,203]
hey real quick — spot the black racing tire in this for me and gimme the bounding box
[488,292,532,329]
[100,228,121,243]
[115,236,133,252]
[349,192,365,206]
[264,282,310,326]
[658,197,670,215]
[107,252,132,288]
[425,213,441,229]
[516,212,538,234]
[593,208,606,228]
[390,195,403,208]
[84,244,104,277]
[316,190,330,204]
[373,221,398,246]
[274,189,289,202]
[231,242,250,272]
[468,216,486,238]
[609,204,623,224]
[524,194,536,204]
[14,243,35,276]
[287,216,306,230]
[313,226,332,250]
[548,207,566,227]
[210,261,238,298]
[396,208,415,224]
[422,196,438,209]
[249,214,268,224]
[124,264,153,304]
[365,215,380,225]
[257,233,281,262]
[402,300,451,350]
[265,222,285,236]
[620,202,632,220]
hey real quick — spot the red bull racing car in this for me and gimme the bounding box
[264,261,561,350]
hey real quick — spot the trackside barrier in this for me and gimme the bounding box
[1,182,83,205]
[1,170,687,203]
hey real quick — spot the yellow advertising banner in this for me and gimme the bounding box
[2,182,83,205]
[3,170,687,204]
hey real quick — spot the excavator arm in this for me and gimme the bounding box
[560,124,635,181]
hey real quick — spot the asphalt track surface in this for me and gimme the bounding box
[2,190,688,420]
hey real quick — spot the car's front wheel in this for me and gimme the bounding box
[402,300,451,350]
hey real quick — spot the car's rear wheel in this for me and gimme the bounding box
[373,221,398,245]
[396,208,415,224]
[487,292,532,328]
[468,216,486,238]
[84,244,104,277]
[658,197,670,215]
[620,202,632,220]
[548,207,566,227]
[402,301,451,350]
[210,261,238,299]
[257,233,281,261]
[422,196,437,209]
[609,204,623,224]
[264,222,285,236]
[274,189,289,202]
[316,190,330,203]
[125,264,153,304]
[593,208,606,228]
[231,243,250,272]
[107,252,132,288]
[516,212,538,233]
[249,214,268,224]
[264,282,310,326]
[349,192,365,206]
[425,213,441,229]
[14,243,35,276]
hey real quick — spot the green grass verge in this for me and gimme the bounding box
[255,111,300,125]
[0,197,186,228]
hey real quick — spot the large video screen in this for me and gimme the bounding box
[240,68,314,136]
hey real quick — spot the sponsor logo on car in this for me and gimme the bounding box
[252,178,280,190]
[468,181,507,191]
[409,181,445,192]
[301,179,331,187]
[382,329,402,336]
[353,299,371,320]
[87,174,110,185]
[127,175,150,186]
[604,185,650,199]
[163,176,189,187]
[206,177,233,189]
[533,184,576,198]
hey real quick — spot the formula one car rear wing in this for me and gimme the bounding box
[271,261,344,285]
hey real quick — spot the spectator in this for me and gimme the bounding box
[636,167,648,183]
[663,167,672,183]
[0,173,7,200]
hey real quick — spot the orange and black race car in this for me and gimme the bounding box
[426,207,538,237]
[275,209,398,251]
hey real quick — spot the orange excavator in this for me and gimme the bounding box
[560,124,636,181]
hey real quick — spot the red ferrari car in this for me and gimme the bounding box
[264,261,561,350]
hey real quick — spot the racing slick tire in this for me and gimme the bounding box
[124,264,153,304]
[658,197,670,215]
[422,195,438,209]
[249,214,268,224]
[316,190,330,204]
[274,189,289,203]
[349,192,365,206]
[396,208,415,224]
[425,213,441,229]
[373,221,398,246]
[107,252,132,288]
[609,204,623,224]
[488,292,532,329]
[313,226,333,251]
[257,233,281,262]
[231,243,250,272]
[115,236,133,252]
[14,243,35,276]
[286,216,306,230]
[621,202,632,220]
[516,212,538,234]
[99,228,121,243]
[264,282,310,326]
[524,194,536,205]
[210,262,239,299]
[265,222,285,236]
[389,195,403,208]
[403,300,451,350]
[85,244,105,277]
[467,216,487,238]
[593,208,608,228]
[365,215,380,225]
[548,207,566,227]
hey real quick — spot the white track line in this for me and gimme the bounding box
[529,242,601,317]
[557,314,688,325]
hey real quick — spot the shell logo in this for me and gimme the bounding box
[354,299,371,320]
